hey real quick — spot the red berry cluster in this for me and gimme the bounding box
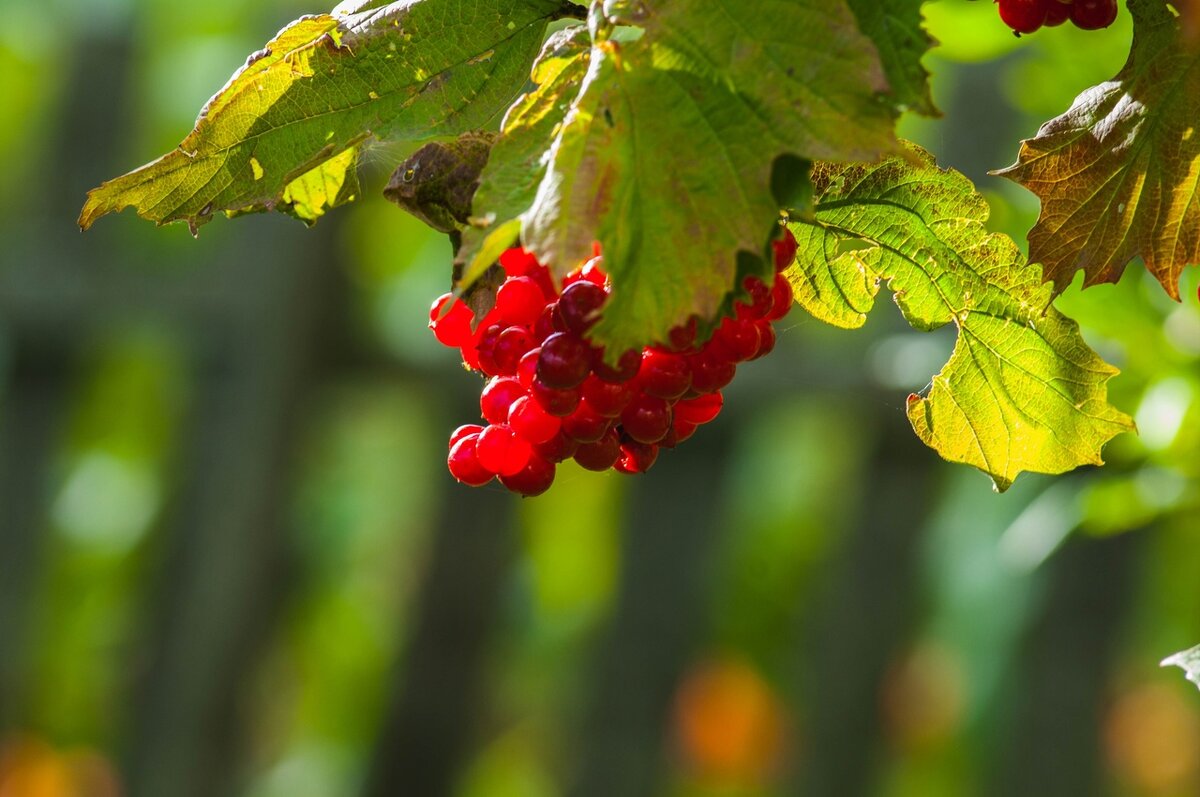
[994,0,1117,34]
[430,236,798,496]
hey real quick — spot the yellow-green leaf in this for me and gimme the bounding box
[790,144,1134,491]
[995,0,1200,298]
[78,0,563,233]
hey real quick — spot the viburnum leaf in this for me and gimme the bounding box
[515,0,901,354]
[1162,644,1200,691]
[78,0,565,233]
[456,26,592,288]
[788,144,1134,491]
[845,0,938,116]
[994,0,1200,298]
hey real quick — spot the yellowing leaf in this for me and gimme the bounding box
[790,145,1134,491]
[78,0,563,233]
[995,0,1200,298]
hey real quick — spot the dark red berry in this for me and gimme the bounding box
[712,317,762,362]
[533,430,579,463]
[592,347,641,383]
[537,332,592,389]
[735,276,773,320]
[561,400,611,444]
[998,0,1049,34]
[508,395,561,444]
[499,453,556,497]
[638,349,692,400]
[517,348,540,389]
[614,441,659,474]
[580,374,635,417]
[665,317,700,353]
[531,378,582,417]
[688,352,737,394]
[476,424,532,476]
[474,323,505,376]
[493,326,536,375]
[1070,0,1116,29]
[557,281,608,334]
[619,394,672,444]
[753,323,776,360]
[1045,0,1070,26]
[574,428,622,471]
[533,305,558,342]
[480,377,525,424]
[773,228,797,272]
[447,435,494,486]
[766,273,793,321]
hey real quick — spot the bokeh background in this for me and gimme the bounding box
[1,2,1199,796]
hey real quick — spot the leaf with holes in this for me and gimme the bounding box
[787,144,1134,491]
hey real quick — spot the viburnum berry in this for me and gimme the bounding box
[997,0,1049,34]
[430,246,796,495]
[1044,0,1070,26]
[1070,0,1117,29]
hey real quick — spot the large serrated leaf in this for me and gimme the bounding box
[994,0,1200,298]
[789,144,1134,491]
[78,0,563,232]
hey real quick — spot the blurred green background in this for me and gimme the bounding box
[1,2,1198,796]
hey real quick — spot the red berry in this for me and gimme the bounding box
[537,332,592,389]
[449,424,485,449]
[665,317,700,353]
[735,276,773,320]
[592,347,641,383]
[671,418,698,446]
[500,453,556,497]
[476,424,532,476]
[638,349,692,400]
[499,248,539,277]
[494,276,547,327]
[574,428,622,471]
[620,394,672,444]
[557,281,608,334]
[688,351,736,394]
[480,377,525,424]
[1070,0,1116,29]
[533,305,558,342]
[533,430,579,463]
[509,395,561,444]
[580,374,635,417]
[474,323,505,376]
[998,0,1049,34]
[753,322,776,360]
[447,435,494,486]
[517,348,540,389]
[614,441,659,474]
[492,326,536,375]
[675,392,723,425]
[1045,0,1070,26]
[561,400,611,444]
[773,228,797,272]
[531,378,582,417]
[711,317,762,362]
[429,293,474,348]
[766,273,793,321]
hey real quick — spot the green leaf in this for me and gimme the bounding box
[789,144,1134,491]
[638,0,901,162]
[845,0,938,116]
[456,25,592,288]
[994,0,1200,299]
[1162,644,1200,691]
[78,0,563,232]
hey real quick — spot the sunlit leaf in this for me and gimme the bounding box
[845,0,938,116]
[789,144,1134,491]
[79,0,563,232]
[995,0,1200,298]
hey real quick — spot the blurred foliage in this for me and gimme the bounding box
[1,3,1197,797]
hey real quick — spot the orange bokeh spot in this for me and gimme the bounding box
[0,736,121,797]
[672,656,788,784]
[1105,682,1200,794]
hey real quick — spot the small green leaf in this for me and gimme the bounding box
[790,144,1134,491]
[1162,645,1200,691]
[995,0,1200,298]
[845,0,938,116]
[79,0,563,232]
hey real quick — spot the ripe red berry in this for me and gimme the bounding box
[620,394,672,444]
[735,276,773,320]
[753,322,776,360]
[499,453,556,497]
[665,317,700,353]
[447,435,494,486]
[773,228,797,272]
[558,281,608,334]
[997,0,1049,34]
[670,418,698,446]
[474,323,506,376]
[638,349,692,400]
[614,440,659,474]
[508,395,561,444]
[480,377,525,424]
[429,293,474,347]
[580,374,635,417]
[449,424,485,449]
[531,378,582,417]
[561,400,611,444]
[766,273,793,321]
[494,276,547,327]
[476,424,532,476]
[688,351,736,394]
[675,392,723,425]
[537,332,592,389]
[517,348,540,389]
[574,428,622,471]
[533,430,579,463]
[592,347,641,383]
[1045,0,1070,26]
[1070,0,1116,29]
[499,247,538,277]
[712,317,762,362]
